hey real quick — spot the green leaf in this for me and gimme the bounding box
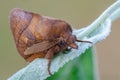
[46,47,95,80]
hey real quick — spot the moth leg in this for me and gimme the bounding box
[47,59,52,75]
[45,45,61,75]
[45,47,54,75]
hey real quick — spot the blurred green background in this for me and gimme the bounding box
[0,0,120,80]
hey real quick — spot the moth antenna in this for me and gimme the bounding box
[76,39,92,44]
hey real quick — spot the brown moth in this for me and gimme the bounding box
[9,8,92,75]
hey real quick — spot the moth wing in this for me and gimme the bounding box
[24,41,57,55]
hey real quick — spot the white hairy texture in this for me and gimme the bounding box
[8,0,120,80]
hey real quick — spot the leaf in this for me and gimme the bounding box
[8,0,120,80]
[46,47,95,80]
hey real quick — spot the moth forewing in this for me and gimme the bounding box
[24,41,58,55]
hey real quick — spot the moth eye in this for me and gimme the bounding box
[58,40,66,46]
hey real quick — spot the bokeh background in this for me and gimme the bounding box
[0,0,120,80]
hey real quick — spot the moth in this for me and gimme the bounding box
[9,8,92,75]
